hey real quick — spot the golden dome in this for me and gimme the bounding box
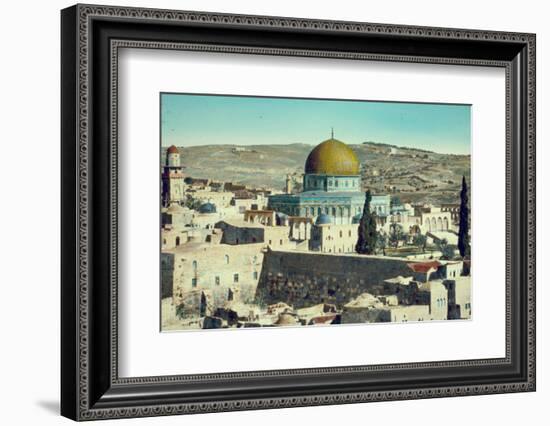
[305,138,360,176]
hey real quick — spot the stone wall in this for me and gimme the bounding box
[255,250,416,309]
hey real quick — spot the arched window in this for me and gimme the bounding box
[175,236,180,246]
[192,260,197,271]
[224,254,229,264]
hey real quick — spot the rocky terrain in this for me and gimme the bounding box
[165,142,471,205]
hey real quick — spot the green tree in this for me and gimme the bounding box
[375,230,388,256]
[413,233,428,253]
[437,238,455,260]
[355,191,377,254]
[185,198,202,211]
[388,222,404,248]
[458,175,471,259]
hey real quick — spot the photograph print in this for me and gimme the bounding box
[160,94,472,332]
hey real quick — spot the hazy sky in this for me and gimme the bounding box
[161,93,471,155]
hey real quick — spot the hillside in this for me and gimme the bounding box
[164,142,471,205]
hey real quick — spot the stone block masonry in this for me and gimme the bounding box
[255,249,416,309]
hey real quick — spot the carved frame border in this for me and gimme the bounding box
[61,3,536,421]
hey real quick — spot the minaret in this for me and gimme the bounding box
[162,145,185,207]
[285,174,293,194]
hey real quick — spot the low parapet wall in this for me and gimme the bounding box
[255,250,416,309]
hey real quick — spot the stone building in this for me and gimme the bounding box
[444,276,471,319]
[215,219,295,250]
[406,260,442,282]
[161,227,191,250]
[417,280,449,321]
[441,203,461,225]
[161,203,193,228]
[244,209,276,226]
[186,188,234,209]
[231,194,267,214]
[288,216,313,241]
[341,293,432,323]
[309,216,359,254]
[162,242,265,304]
[268,135,390,224]
[380,206,453,236]
[189,202,240,229]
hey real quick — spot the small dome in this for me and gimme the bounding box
[198,202,217,214]
[167,145,179,154]
[315,213,333,225]
[352,213,362,224]
[274,313,299,326]
[305,138,360,176]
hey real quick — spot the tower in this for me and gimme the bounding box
[162,145,185,207]
[285,174,293,194]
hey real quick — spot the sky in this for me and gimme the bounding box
[161,93,471,155]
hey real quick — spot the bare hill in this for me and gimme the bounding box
[165,142,470,205]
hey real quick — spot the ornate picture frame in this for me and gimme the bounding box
[61,4,536,420]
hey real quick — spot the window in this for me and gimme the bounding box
[215,276,220,286]
[348,230,352,237]
[224,254,229,264]
[280,239,283,245]
[233,273,239,283]
[253,271,258,280]
[339,230,343,238]
[175,236,180,246]
[191,278,197,287]
[192,260,197,271]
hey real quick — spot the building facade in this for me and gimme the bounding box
[163,242,265,305]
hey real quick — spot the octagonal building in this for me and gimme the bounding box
[267,136,390,225]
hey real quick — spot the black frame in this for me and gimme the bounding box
[61,4,536,421]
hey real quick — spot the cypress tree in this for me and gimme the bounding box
[458,175,471,259]
[355,190,377,254]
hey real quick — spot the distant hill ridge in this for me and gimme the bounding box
[163,143,470,205]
